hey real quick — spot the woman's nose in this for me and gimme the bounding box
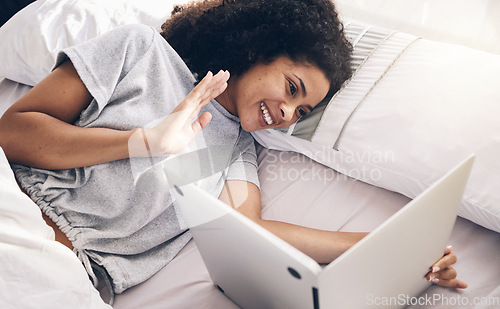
[279,102,294,122]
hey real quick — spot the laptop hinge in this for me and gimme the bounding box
[312,287,319,309]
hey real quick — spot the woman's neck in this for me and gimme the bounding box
[215,79,237,116]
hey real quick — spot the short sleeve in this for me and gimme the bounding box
[225,130,260,189]
[53,24,156,123]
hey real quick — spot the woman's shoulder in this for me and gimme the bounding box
[107,24,182,61]
[77,24,161,67]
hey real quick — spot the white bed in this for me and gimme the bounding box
[1,1,499,308]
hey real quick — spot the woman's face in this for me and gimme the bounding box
[217,56,330,132]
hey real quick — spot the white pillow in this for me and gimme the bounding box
[0,0,191,86]
[253,22,500,234]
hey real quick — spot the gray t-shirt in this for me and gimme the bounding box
[13,24,259,294]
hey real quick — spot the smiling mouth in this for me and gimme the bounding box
[260,102,275,126]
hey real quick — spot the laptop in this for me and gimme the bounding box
[172,155,474,309]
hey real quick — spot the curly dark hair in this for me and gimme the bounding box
[161,0,352,94]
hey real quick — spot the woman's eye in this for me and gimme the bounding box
[296,106,307,117]
[288,80,297,96]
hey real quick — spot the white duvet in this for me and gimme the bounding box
[0,148,110,309]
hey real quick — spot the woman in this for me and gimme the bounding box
[0,0,465,299]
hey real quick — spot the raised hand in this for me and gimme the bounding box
[129,70,230,158]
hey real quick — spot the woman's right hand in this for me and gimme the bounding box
[130,70,230,157]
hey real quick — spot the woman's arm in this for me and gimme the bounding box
[0,60,229,169]
[0,60,117,169]
[219,180,367,263]
[219,180,467,288]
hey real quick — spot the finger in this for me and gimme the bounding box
[200,70,228,92]
[431,252,458,273]
[191,112,212,135]
[201,70,229,99]
[443,245,453,256]
[191,87,225,118]
[191,70,228,106]
[456,280,468,289]
[197,111,212,130]
[430,267,458,281]
[200,70,215,85]
[195,72,229,111]
[217,69,230,83]
[201,78,228,105]
[198,82,225,105]
[196,71,217,92]
[175,70,229,121]
[217,74,229,93]
[430,277,468,289]
[185,71,217,104]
